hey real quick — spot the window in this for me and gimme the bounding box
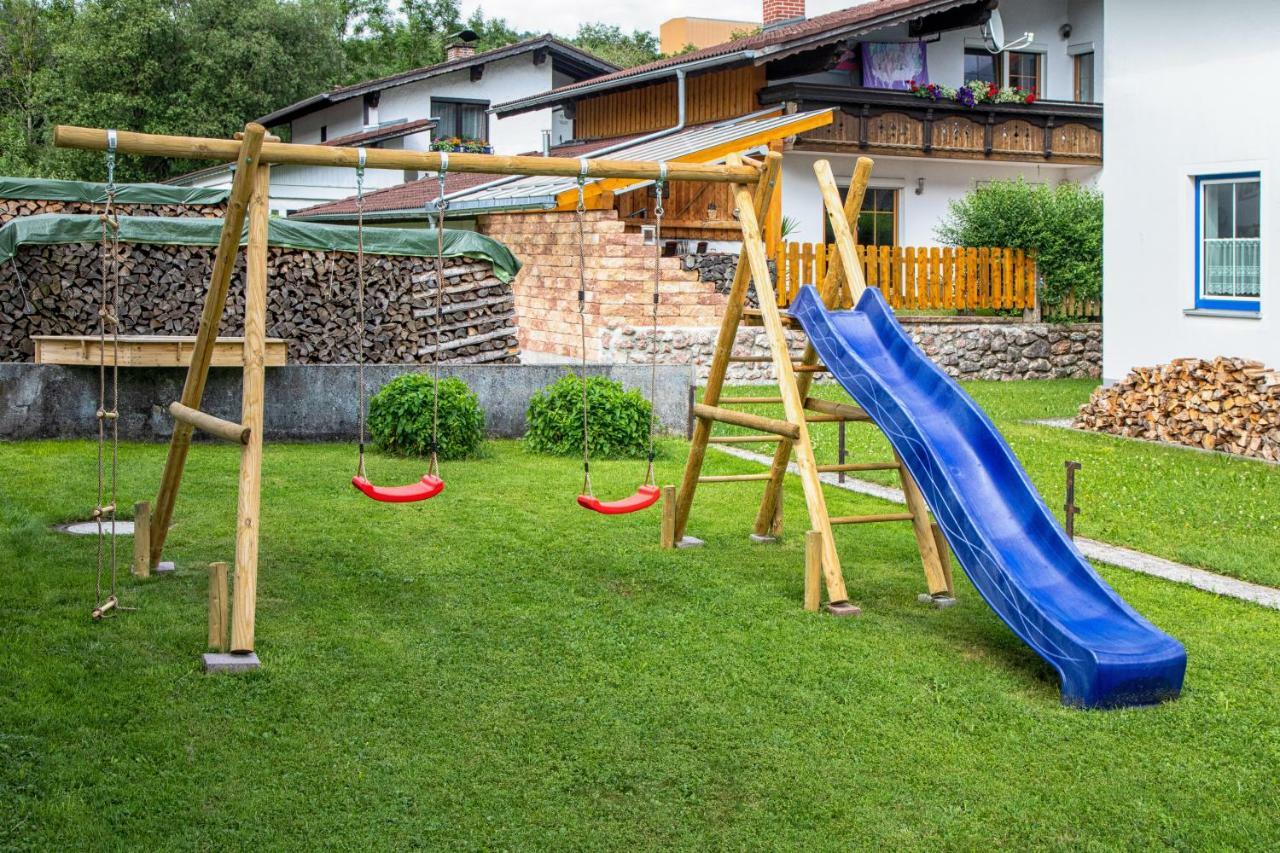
[362,92,380,127]
[432,98,488,142]
[826,187,897,246]
[319,126,327,143]
[1196,174,1261,310]
[964,48,1002,84]
[1073,52,1095,102]
[1008,51,1042,94]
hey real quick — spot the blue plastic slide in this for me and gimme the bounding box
[790,285,1186,708]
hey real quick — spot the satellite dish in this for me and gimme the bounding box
[983,10,1034,53]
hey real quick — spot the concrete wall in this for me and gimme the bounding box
[1101,0,1278,381]
[0,364,695,441]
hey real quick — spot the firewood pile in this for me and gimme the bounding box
[0,197,226,223]
[0,241,519,365]
[1074,357,1280,462]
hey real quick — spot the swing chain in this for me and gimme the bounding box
[94,130,122,616]
[354,147,368,479]
[643,162,667,487]
[427,154,449,476]
[576,158,592,497]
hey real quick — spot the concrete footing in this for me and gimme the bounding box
[155,561,176,574]
[825,601,861,617]
[749,533,778,544]
[202,652,260,674]
[675,536,705,549]
[918,593,958,609]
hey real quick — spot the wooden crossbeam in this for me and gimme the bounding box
[168,402,249,444]
[692,403,800,439]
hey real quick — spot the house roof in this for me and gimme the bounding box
[493,0,974,117]
[292,134,645,221]
[321,117,436,148]
[257,36,619,127]
[294,109,835,222]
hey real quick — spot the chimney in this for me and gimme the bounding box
[763,0,805,30]
[446,42,476,62]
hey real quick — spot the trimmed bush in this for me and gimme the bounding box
[367,375,485,460]
[525,374,652,459]
[935,178,1103,307]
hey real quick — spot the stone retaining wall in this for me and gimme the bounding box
[601,318,1101,382]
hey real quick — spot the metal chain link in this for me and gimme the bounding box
[576,159,592,497]
[427,155,449,478]
[644,163,667,487]
[354,148,368,479]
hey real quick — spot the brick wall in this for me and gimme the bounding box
[478,209,727,360]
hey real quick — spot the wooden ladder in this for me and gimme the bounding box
[668,154,954,613]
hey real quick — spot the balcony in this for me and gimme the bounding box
[758,83,1102,166]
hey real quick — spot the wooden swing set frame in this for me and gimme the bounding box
[54,120,951,667]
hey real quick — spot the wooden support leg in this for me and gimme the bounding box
[149,124,265,569]
[208,561,228,651]
[132,500,150,578]
[753,158,874,537]
[660,485,676,549]
[932,522,955,596]
[230,163,270,655]
[804,530,822,612]
[894,450,953,602]
[731,160,852,610]
[673,152,782,542]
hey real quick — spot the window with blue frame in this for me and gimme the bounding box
[1196,173,1261,311]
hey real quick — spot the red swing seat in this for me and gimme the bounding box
[577,484,661,515]
[352,474,445,503]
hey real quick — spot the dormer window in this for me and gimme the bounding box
[363,92,380,127]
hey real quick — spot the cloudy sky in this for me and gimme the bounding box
[459,1,873,39]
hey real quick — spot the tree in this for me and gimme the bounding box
[935,178,1103,306]
[570,23,660,69]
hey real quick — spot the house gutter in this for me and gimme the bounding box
[438,67,693,216]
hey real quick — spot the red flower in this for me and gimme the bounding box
[1026,92,1037,104]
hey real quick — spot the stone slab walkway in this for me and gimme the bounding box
[712,444,1280,611]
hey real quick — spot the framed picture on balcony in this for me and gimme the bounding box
[860,42,929,90]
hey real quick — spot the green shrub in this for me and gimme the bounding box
[525,373,652,458]
[935,178,1103,306]
[367,375,485,460]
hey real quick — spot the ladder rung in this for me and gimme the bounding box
[805,414,845,423]
[708,435,779,444]
[804,397,870,421]
[692,403,800,440]
[727,355,772,363]
[817,462,900,473]
[698,473,773,483]
[741,308,798,328]
[719,396,783,405]
[794,364,829,373]
[829,512,916,525]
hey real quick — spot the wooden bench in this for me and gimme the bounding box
[32,335,288,367]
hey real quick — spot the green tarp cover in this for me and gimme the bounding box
[0,177,230,206]
[0,214,521,282]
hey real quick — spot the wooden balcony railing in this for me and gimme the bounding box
[758,83,1103,165]
[776,242,1038,312]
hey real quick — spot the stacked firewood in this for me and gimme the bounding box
[0,242,519,365]
[0,198,226,223]
[1075,357,1280,462]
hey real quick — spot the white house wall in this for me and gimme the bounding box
[1102,0,1278,380]
[781,152,1096,247]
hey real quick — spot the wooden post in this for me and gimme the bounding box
[208,562,228,652]
[804,530,822,612]
[672,152,782,541]
[732,164,851,608]
[660,485,677,549]
[894,453,951,597]
[149,123,265,568]
[131,500,150,578]
[230,163,271,655]
[931,522,955,596]
[752,158,873,537]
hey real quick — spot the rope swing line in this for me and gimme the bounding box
[349,148,444,503]
[425,161,449,480]
[575,159,664,515]
[92,130,122,619]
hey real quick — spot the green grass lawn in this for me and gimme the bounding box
[2,429,1279,849]
[717,379,1280,589]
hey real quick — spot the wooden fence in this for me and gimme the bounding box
[775,242,1038,312]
